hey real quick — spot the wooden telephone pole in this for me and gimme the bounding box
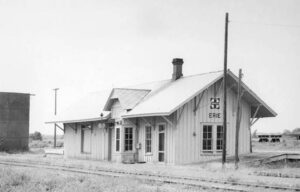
[235,69,243,169]
[53,88,59,148]
[222,12,229,166]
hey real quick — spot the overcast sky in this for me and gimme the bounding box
[0,0,299,135]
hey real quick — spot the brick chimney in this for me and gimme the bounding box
[172,58,183,80]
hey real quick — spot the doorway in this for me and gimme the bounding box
[158,124,165,162]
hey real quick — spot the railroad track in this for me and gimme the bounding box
[0,159,299,192]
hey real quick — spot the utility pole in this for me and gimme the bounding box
[235,69,243,169]
[53,88,59,148]
[222,12,229,166]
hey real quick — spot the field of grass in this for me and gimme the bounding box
[252,138,300,152]
[1,135,299,191]
[0,165,209,192]
[0,151,299,191]
[29,135,64,149]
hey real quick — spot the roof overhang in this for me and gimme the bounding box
[123,112,170,118]
[227,70,277,118]
[45,114,111,124]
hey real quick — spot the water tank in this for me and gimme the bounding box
[0,92,30,151]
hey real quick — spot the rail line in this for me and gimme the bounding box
[0,159,299,192]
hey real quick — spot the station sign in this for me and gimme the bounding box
[209,97,221,118]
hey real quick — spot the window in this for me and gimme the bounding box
[216,125,223,151]
[145,126,152,153]
[81,124,91,153]
[202,124,224,153]
[202,125,212,152]
[124,127,133,151]
[116,128,120,152]
[159,124,165,132]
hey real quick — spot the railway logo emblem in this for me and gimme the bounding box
[210,98,220,109]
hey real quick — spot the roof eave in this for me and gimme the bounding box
[122,112,170,118]
[227,71,277,117]
[103,89,115,111]
[45,116,110,124]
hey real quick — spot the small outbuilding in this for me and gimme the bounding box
[47,59,277,164]
[0,92,30,151]
[257,133,282,142]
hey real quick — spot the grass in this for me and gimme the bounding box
[0,166,208,192]
[1,137,299,191]
[252,139,300,151]
[29,134,64,149]
[0,152,299,191]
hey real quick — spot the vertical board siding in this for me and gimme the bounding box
[175,80,251,164]
[64,122,109,160]
[64,80,251,165]
[111,100,123,120]
[137,116,176,164]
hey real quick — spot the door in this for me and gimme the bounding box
[158,124,165,162]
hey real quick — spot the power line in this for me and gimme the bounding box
[231,20,300,29]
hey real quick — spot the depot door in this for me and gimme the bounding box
[158,124,165,162]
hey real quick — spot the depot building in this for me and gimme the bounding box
[47,58,276,164]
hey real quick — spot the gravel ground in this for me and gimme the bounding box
[0,163,227,192]
[0,151,299,189]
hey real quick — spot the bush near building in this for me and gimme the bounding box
[29,131,42,141]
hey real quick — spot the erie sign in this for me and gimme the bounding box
[209,112,221,118]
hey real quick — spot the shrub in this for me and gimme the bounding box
[283,129,291,135]
[292,128,300,134]
[29,131,43,141]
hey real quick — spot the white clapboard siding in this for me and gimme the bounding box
[175,80,251,164]
[64,122,109,160]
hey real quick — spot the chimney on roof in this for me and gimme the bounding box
[172,58,183,80]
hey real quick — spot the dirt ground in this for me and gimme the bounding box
[252,139,300,152]
[0,165,207,192]
[0,141,299,191]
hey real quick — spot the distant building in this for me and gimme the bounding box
[48,59,277,164]
[0,92,30,151]
[257,133,282,142]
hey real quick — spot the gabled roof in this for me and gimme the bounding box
[122,70,277,118]
[47,69,277,124]
[123,71,223,118]
[226,70,277,118]
[103,88,150,111]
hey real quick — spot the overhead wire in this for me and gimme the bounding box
[230,20,300,29]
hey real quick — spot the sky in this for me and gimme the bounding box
[0,0,299,135]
